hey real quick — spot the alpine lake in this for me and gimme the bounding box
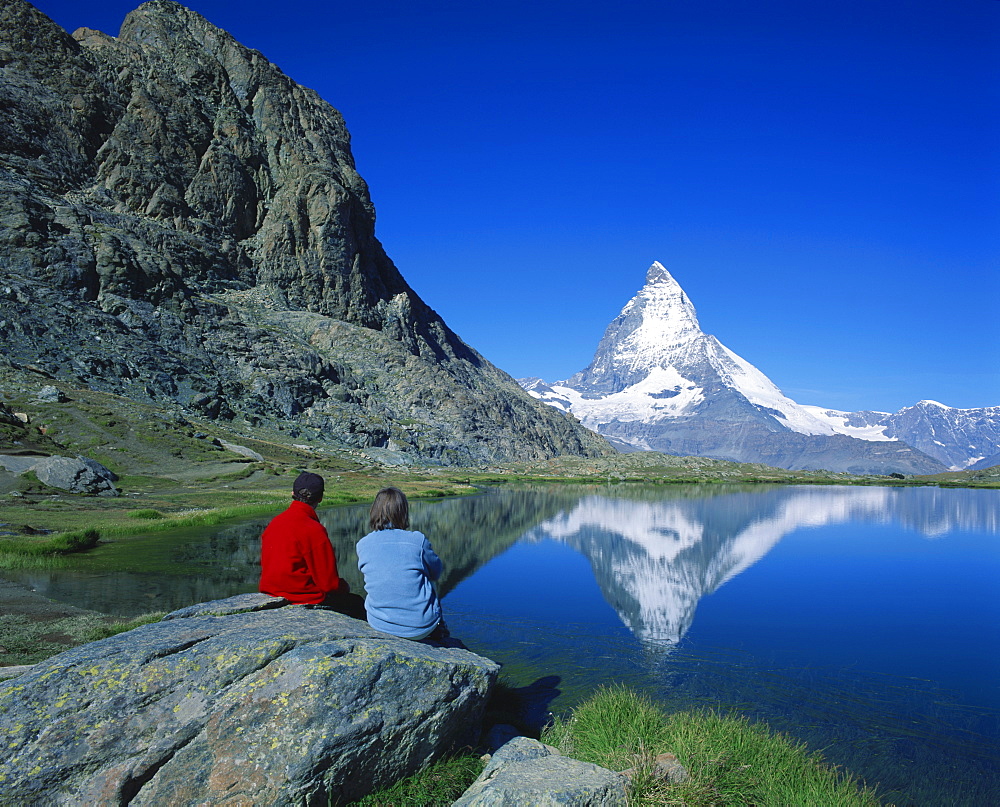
[8,483,998,805]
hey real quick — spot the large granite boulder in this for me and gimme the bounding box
[34,455,119,496]
[0,593,499,805]
[0,453,118,496]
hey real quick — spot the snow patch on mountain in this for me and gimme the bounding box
[603,261,702,372]
[711,341,838,436]
[542,367,705,430]
[800,405,894,441]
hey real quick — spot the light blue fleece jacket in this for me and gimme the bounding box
[356,528,443,638]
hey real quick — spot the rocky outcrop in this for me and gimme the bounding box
[0,0,611,466]
[34,386,67,403]
[35,455,119,495]
[0,593,500,805]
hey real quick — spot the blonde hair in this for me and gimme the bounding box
[369,487,410,531]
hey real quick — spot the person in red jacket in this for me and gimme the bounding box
[259,472,363,617]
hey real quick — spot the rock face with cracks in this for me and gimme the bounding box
[0,0,611,466]
[0,593,500,805]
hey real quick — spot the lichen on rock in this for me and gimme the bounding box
[0,592,500,805]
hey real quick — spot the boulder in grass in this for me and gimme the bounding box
[0,594,499,805]
[34,386,67,403]
[34,455,119,496]
[454,735,628,806]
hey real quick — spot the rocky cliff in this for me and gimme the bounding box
[0,0,610,465]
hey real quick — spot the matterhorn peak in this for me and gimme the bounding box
[522,261,964,474]
[632,262,700,334]
[564,262,704,392]
[645,260,673,284]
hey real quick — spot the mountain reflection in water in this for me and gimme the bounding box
[525,484,998,644]
[10,485,994,631]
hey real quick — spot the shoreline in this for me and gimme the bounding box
[0,574,117,670]
[0,573,104,622]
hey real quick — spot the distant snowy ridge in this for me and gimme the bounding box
[520,262,993,474]
[802,401,1000,469]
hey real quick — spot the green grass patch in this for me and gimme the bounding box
[0,610,164,667]
[351,752,484,806]
[1,613,107,666]
[129,509,166,520]
[321,493,365,507]
[542,684,881,806]
[82,612,166,642]
[0,529,100,561]
[90,504,284,540]
[0,552,71,571]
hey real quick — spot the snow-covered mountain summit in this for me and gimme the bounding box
[563,262,840,436]
[567,261,704,393]
[522,262,952,474]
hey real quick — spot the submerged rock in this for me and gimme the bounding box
[0,593,499,805]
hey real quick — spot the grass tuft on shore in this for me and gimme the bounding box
[0,610,167,667]
[541,684,882,806]
[83,612,166,642]
[0,528,100,565]
[349,684,883,806]
[0,552,71,570]
[129,508,166,520]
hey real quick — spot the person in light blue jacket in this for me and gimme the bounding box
[357,486,449,642]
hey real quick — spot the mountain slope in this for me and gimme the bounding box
[523,262,945,474]
[0,0,610,465]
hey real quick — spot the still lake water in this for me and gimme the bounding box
[9,484,999,805]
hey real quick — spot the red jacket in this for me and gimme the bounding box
[259,500,342,604]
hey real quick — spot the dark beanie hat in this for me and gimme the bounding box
[293,471,324,498]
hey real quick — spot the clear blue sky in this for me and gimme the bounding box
[32,0,1000,413]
